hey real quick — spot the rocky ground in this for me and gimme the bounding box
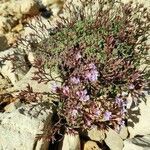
[0,0,150,150]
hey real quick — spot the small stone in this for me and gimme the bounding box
[4,99,22,112]
[119,126,129,140]
[127,92,150,138]
[42,0,64,16]
[20,0,39,15]
[104,128,124,150]
[59,133,81,150]
[87,127,105,142]
[84,141,102,150]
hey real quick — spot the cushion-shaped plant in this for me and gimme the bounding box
[13,0,149,142]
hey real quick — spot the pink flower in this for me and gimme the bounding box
[51,82,60,93]
[104,111,112,121]
[85,70,99,82]
[75,52,82,60]
[129,84,135,90]
[88,63,96,69]
[62,86,69,96]
[70,77,80,84]
[115,97,123,107]
[84,63,99,82]
[76,90,90,102]
[94,108,101,116]
[71,109,78,117]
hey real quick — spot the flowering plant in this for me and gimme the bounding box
[7,0,149,143]
[35,0,148,141]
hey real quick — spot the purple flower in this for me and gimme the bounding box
[62,86,69,96]
[76,90,90,102]
[93,108,101,116]
[51,82,60,93]
[85,70,99,82]
[75,52,82,60]
[88,63,96,69]
[84,118,92,127]
[115,97,123,107]
[71,109,78,117]
[129,84,135,90]
[70,77,80,84]
[115,119,125,132]
[84,63,99,82]
[104,111,112,121]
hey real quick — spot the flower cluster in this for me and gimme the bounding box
[51,47,128,131]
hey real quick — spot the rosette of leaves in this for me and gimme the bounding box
[14,0,149,142]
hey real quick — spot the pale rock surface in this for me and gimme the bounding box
[4,99,22,112]
[87,127,105,142]
[123,135,150,150]
[0,48,18,85]
[0,48,30,85]
[42,0,65,16]
[0,103,53,150]
[104,128,124,150]
[60,133,81,150]
[119,126,129,140]
[84,141,102,150]
[7,66,62,94]
[0,75,10,91]
[127,92,150,138]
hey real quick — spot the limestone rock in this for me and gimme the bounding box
[123,135,150,150]
[42,0,65,16]
[87,127,105,142]
[0,75,10,91]
[20,0,39,15]
[84,141,102,150]
[104,128,124,150]
[4,99,22,112]
[0,103,53,150]
[0,48,29,85]
[59,133,81,150]
[0,48,18,85]
[127,92,150,138]
[7,66,62,95]
[119,126,129,140]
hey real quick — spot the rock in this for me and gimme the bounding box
[0,34,9,51]
[127,92,150,138]
[0,16,17,34]
[123,135,150,150]
[0,48,29,85]
[7,66,62,95]
[104,128,124,150]
[42,0,65,16]
[19,0,39,15]
[0,75,10,92]
[0,48,18,85]
[84,141,102,150]
[119,126,129,140]
[4,99,22,112]
[59,133,81,150]
[87,127,105,142]
[0,102,53,150]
